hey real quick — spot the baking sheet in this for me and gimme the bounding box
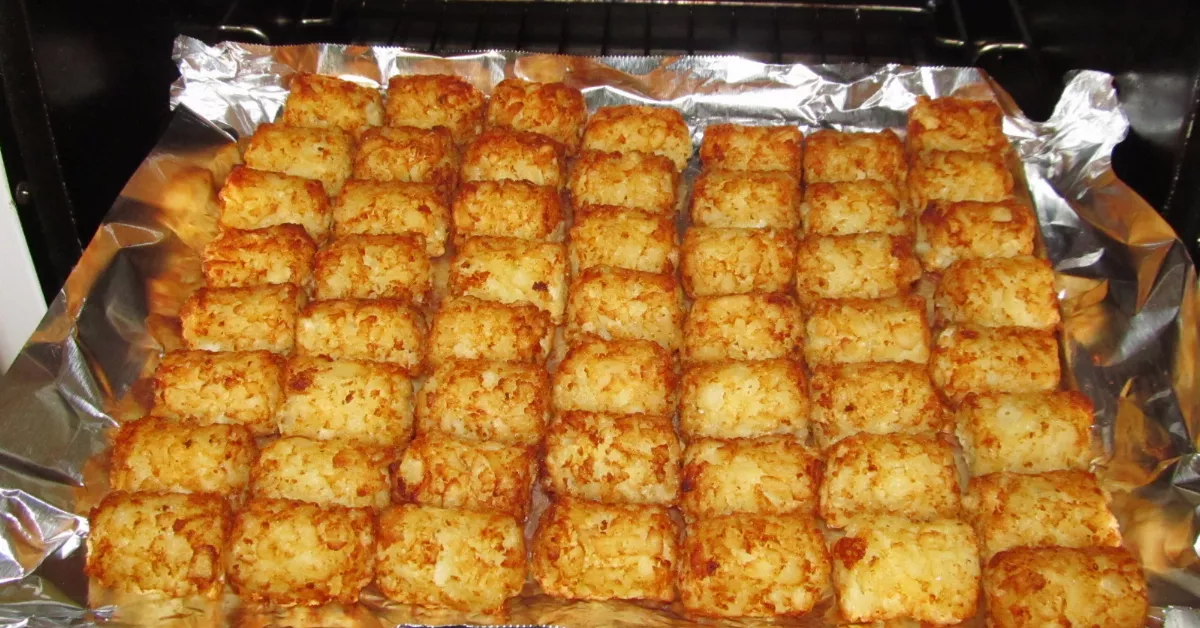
[0,34,1198,627]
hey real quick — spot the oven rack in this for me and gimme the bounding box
[200,0,1033,68]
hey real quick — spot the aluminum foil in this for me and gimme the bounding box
[0,33,1197,627]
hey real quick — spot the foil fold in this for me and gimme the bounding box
[0,34,1195,626]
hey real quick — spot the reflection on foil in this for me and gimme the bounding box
[0,35,1195,627]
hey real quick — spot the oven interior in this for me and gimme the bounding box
[0,0,1197,300]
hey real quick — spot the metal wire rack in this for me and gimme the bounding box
[175,0,1052,130]
[190,0,1034,67]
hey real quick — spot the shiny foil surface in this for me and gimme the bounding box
[0,34,1197,627]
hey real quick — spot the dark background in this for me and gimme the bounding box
[2,0,1198,302]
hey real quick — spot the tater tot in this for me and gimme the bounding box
[794,233,921,304]
[375,504,525,614]
[680,437,821,521]
[461,128,566,188]
[417,360,549,446]
[452,180,564,244]
[243,123,353,195]
[251,436,392,509]
[486,79,587,153]
[802,129,906,185]
[313,233,431,303]
[427,296,553,366]
[331,179,450,257]
[810,362,949,448]
[202,225,317,289]
[679,513,830,618]
[277,355,413,447]
[86,491,231,599]
[690,170,800,229]
[226,498,375,606]
[218,166,332,243]
[801,180,909,237]
[384,74,485,144]
[819,432,961,529]
[916,199,1038,271]
[544,411,681,506]
[957,391,1093,476]
[281,73,383,133]
[802,296,931,366]
[582,105,692,170]
[831,515,980,625]
[569,149,679,216]
[564,266,684,351]
[681,228,797,297]
[983,547,1147,628]
[151,350,284,436]
[683,293,803,363]
[352,125,459,191]
[935,256,1060,329]
[568,205,679,275]
[907,96,1008,154]
[908,150,1014,210]
[699,123,803,173]
[964,470,1120,559]
[930,325,1061,403]
[552,338,676,416]
[396,434,536,520]
[180,284,305,354]
[531,498,678,602]
[679,359,810,440]
[295,299,425,369]
[110,417,255,496]
[449,236,568,322]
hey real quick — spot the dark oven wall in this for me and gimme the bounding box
[1,0,1198,301]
